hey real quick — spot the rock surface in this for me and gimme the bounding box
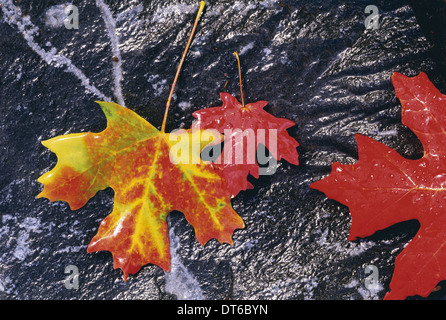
[0,0,445,300]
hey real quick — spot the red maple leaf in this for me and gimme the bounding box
[310,72,446,300]
[192,53,299,197]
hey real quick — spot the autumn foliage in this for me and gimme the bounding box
[311,72,446,299]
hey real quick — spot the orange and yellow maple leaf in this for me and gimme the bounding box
[37,101,244,280]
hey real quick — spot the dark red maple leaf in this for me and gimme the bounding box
[192,53,299,197]
[310,72,446,300]
[192,92,299,196]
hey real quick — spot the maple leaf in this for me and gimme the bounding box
[192,53,299,196]
[310,72,446,300]
[37,101,244,279]
[36,2,245,280]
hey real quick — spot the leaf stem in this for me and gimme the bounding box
[234,51,245,107]
[161,1,206,133]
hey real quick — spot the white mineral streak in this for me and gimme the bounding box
[0,0,109,101]
[165,217,203,300]
[96,0,126,107]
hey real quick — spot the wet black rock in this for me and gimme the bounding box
[0,0,445,300]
